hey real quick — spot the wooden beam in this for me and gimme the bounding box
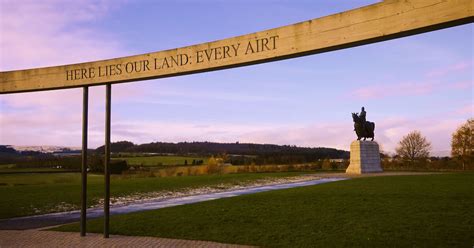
[1,0,472,94]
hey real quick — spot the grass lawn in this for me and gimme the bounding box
[0,172,304,219]
[0,164,77,173]
[0,168,75,173]
[55,173,474,247]
[114,155,209,166]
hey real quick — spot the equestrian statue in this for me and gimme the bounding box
[352,107,375,141]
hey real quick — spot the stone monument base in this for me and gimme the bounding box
[346,140,383,174]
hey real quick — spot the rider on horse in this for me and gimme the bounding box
[359,107,367,131]
[352,106,375,141]
[359,107,366,123]
[354,107,367,132]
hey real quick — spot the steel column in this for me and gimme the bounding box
[80,86,88,237]
[104,84,111,238]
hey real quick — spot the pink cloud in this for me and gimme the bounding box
[0,0,128,71]
[239,122,354,150]
[0,0,147,147]
[351,60,472,100]
[351,81,435,100]
[454,104,474,115]
[449,80,472,90]
[426,61,471,78]
[351,78,472,100]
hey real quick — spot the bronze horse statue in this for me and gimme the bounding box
[352,113,375,141]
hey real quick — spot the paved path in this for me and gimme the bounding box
[0,230,255,248]
[0,178,346,230]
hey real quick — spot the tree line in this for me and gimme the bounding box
[95,141,349,164]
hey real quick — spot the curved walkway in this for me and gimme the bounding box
[0,230,255,248]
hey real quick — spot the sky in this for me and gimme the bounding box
[0,0,472,156]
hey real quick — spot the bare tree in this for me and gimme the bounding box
[396,131,432,161]
[451,119,473,170]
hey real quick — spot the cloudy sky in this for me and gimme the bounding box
[0,0,472,155]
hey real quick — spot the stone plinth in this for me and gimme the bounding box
[346,141,383,174]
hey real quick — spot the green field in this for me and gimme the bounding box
[0,164,15,169]
[56,173,474,247]
[0,171,305,219]
[114,155,209,166]
[0,167,74,173]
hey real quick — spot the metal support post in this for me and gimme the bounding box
[104,84,111,238]
[80,86,88,237]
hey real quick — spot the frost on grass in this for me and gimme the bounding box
[30,174,321,214]
[50,202,77,212]
[30,202,79,215]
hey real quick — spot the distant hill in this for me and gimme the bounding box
[95,141,349,159]
[431,150,450,157]
[0,145,17,154]
[11,145,81,153]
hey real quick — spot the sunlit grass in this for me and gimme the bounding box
[56,173,474,247]
[113,155,209,166]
